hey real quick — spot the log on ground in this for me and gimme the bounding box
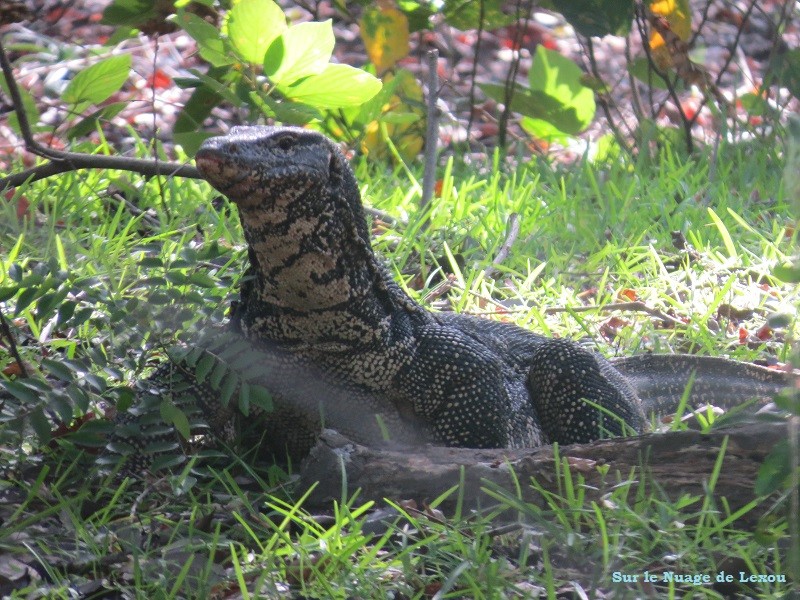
[298,423,786,520]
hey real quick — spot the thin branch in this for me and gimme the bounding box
[484,213,520,278]
[498,0,532,150]
[0,36,197,191]
[420,48,440,215]
[0,156,200,191]
[625,35,646,123]
[634,2,693,153]
[585,37,634,158]
[543,300,685,326]
[465,0,485,142]
[687,0,758,131]
[0,309,28,378]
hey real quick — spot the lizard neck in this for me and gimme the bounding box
[235,182,415,350]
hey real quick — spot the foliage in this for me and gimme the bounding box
[18,0,375,155]
[0,119,795,596]
[481,45,596,142]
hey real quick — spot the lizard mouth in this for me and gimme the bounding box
[196,151,324,204]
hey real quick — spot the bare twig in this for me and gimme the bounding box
[544,300,685,326]
[420,48,440,215]
[465,0,485,142]
[0,155,200,191]
[585,37,634,157]
[0,37,198,191]
[625,35,646,124]
[498,0,532,150]
[687,0,759,131]
[633,2,693,153]
[484,213,520,277]
[0,309,28,378]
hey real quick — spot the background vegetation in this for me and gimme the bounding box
[0,0,798,597]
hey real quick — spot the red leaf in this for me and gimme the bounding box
[147,69,172,89]
[755,325,773,341]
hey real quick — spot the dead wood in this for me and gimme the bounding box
[298,423,787,522]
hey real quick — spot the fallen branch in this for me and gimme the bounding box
[299,423,786,524]
[543,300,684,326]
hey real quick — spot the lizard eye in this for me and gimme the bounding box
[276,135,295,151]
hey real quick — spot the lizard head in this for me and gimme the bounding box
[195,126,340,210]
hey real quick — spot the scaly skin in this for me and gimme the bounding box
[194,126,651,456]
[110,125,788,470]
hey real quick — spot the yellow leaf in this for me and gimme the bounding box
[648,0,692,71]
[359,6,409,75]
[362,70,425,162]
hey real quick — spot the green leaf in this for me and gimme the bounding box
[66,103,127,140]
[541,0,633,37]
[527,46,595,135]
[188,272,218,288]
[521,117,571,144]
[84,373,107,393]
[175,132,216,157]
[766,312,794,329]
[30,407,52,443]
[160,400,191,440]
[0,74,40,132]
[177,10,235,67]
[278,63,382,109]
[48,392,74,424]
[773,262,800,283]
[187,68,243,107]
[8,263,22,282]
[41,359,74,382]
[481,82,587,135]
[627,57,686,91]
[238,382,251,416]
[209,361,228,390]
[225,0,286,64]
[249,385,273,413]
[768,48,800,100]
[66,384,91,413]
[1,380,40,404]
[443,0,514,30]
[755,440,791,495]
[219,372,239,407]
[194,353,215,384]
[151,453,187,471]
[14,286,39,314]
[265,20,334,86]
[0,286,19,302]
[62,54,131,106]
[249,92,321,125]
[57,300,77,326]
[102,0,157,26]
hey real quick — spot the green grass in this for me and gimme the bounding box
[0,136,797,597]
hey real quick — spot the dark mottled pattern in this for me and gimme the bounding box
[107,126,788,471]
